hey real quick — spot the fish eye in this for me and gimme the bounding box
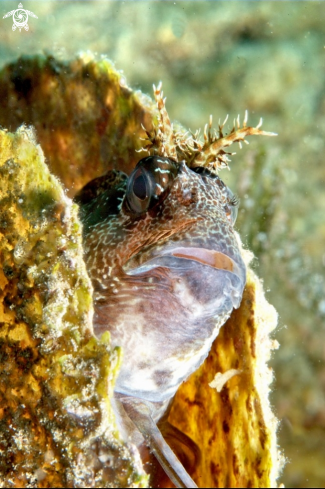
[126,167,152,214]
[227,189,239,224]
[133,174,147,200]
[125,156,178,215]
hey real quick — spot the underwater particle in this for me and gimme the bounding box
[209,369,242,392]
[171,12,187,38]
[318,299,325,315]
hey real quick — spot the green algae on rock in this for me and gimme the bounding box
[0,126,148,488]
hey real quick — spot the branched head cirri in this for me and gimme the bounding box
[75,83,276,405]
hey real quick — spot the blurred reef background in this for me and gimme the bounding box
[0,1,324,487]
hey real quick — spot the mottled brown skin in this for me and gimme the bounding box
[75,156,246,405]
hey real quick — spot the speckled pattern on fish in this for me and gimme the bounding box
[75,84,274,404]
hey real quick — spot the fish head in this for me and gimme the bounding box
[76,155,246,402]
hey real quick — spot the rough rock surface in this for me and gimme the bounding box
[0,126,147,488]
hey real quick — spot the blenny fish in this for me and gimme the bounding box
[75,84,275,488]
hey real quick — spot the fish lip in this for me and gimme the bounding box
[125,246,245,283]
[166,247,238,274]
[159,246,245,284]
[124,246,246,309]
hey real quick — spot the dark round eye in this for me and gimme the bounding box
[133,174,147,200]
[124,156,178,215]
[126,167,152,214]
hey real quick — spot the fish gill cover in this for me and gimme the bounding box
[0,53,282,487]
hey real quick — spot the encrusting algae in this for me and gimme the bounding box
[0,126,147,487]
[0,53,283,487]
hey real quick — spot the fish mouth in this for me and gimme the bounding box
[124,246,245,286]
[169,247,236,273]
[124,246,246,310]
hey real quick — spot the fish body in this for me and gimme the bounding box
[74,84,275,488]
[75,156,246,404]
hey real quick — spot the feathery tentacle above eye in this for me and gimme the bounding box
[140,84,277,174]
[184,111,277,172]
[139,83,178,160]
